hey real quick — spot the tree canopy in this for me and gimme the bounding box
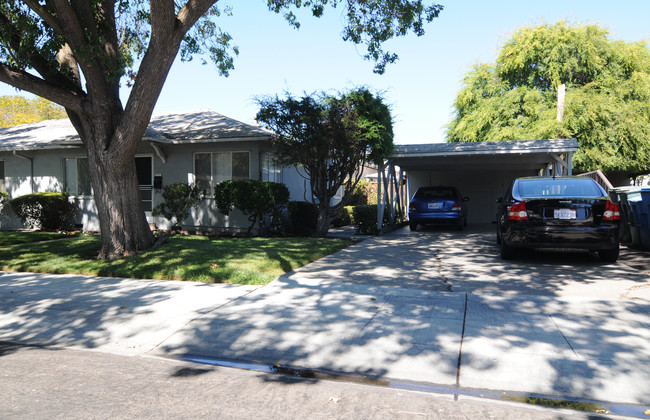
[446,21,650,176]
[0,1,442,258]
[256,87,393,236]
[0,95,66,127]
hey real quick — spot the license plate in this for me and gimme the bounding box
[554,209,576,219]
[428,202,443,210]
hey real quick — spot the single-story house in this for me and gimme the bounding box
[0,110,314,233]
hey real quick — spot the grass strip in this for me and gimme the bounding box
[0,231,79,246]
[0,234,350,285]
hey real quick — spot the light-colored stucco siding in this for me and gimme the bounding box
[0,140,284,233]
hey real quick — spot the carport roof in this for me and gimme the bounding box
[390,139,579,172]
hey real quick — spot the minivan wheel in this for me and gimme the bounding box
[598,247,620,263]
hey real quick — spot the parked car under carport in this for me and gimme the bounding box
[496,176,621,262]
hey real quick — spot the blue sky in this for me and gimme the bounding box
[1,1,649,144]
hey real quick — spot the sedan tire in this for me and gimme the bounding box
[598,247,620,263]
[500,240,516,260]
[409,222,418,231]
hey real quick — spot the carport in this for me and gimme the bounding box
[377,139,579,228]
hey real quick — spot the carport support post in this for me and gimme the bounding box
[377,162,386,232]
[388,162,397,224]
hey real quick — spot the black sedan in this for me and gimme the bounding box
[496,176,621,262]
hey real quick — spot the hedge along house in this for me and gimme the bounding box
[0,111,287,233]
[376,139,580,229]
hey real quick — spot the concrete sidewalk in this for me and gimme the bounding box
[1,226,649,414]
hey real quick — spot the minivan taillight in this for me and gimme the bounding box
[508,201,528,221]
[451,202,462,211]
[603,200,620,221]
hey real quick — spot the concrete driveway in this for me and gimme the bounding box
[1,225,649,414]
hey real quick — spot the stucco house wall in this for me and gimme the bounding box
[0,111,284,233]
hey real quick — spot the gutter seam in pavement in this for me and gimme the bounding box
[547,313,578,357]
[454,292,468,401]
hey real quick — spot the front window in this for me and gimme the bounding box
[64,157,91,196]
[194,151,250,192]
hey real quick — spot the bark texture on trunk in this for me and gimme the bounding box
[90,150,155,260]
[77,114,155,260]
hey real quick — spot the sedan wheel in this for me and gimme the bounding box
[598,247,620,263]
[409,222,418,231]
[500,240,516,260]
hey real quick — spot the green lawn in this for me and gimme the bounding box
[0,233,350,285]
[0,231,79,246]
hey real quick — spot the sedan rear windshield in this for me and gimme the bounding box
[516,178,604,198]
[414,188,457,199]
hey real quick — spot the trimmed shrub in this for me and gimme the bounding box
[214,180,290,235]
[152,183,203,230]
[0,191,9,213]
[288,201,319,236]
[352,205,388,235]
[332,205,354,227]
[10,192,77,230]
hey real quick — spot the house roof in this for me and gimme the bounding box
[390,139,579,173]
[0,110,272,152]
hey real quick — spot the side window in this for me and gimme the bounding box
[64,157,91,196]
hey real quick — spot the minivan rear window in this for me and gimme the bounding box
[517,178,604,198]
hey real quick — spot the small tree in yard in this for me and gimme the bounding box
[256,88,394,236]
[214,180,290,236]
[152,183,203,231]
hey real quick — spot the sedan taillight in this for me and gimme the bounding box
[603,200,620,221]
[451,202,462,211]
[508,201,528,221]
[409,203,415,212]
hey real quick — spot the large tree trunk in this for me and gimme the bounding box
[89,148,155,260]
[75,112,155,260]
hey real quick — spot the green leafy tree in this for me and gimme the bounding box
[214,180,290,236]
[256,87,393,236]
[0,1,442,259]
[447,21,650,177]
[0,96,66,127]
[152,183,203,231]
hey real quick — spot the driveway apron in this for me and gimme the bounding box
[153,225,650,406]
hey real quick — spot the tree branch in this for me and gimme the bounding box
[0,63,85,113]
[20,0,64,35]
[176,0,219,34]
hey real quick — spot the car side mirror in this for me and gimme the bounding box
[463,197,470,202]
